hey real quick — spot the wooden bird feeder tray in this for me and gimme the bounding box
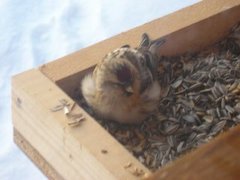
[12,0,240,179]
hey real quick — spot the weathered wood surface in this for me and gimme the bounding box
[39,0,240,82]
[12,69,149,180]
[12,0,240,179]
[14,128,63,180]
[40,0,240,98]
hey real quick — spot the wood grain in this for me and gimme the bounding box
[12,69,150,180]
[40,0,240,97]
[12,0,240,179]
[146,125,240,180]
[14,128,63,180]
[40,0,240,82]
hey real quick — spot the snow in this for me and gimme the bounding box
[0,0,199,179]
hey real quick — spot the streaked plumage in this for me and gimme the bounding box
[81,34,165,124]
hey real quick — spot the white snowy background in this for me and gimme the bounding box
[0,0,199,179]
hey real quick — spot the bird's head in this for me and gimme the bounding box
[95,45,160,98]
[94,49,141,98]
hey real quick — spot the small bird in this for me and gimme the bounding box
[81,34,165,124]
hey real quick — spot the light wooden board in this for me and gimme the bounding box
[14,128,63,180]
[40,0,240,82]
[12,0,240,179]
[40,0,240,98]
[12,69,150,180]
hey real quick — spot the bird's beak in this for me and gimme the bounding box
[125,85,134,93]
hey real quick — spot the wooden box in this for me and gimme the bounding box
[12,0,240,179]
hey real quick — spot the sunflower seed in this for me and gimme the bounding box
[171,78,183,88]
[202,115,214,123]
[76,23,240,171]
[211,120,227,134]
[225,105,235,114]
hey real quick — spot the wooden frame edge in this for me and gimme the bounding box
[40,0,240,82]
[12,69,150,180]
[14,128,63,180]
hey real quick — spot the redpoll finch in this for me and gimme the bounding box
[81,34,165,124]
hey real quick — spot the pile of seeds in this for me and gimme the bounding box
[77,23,240,171]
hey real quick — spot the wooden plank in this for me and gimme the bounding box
[12,69,150,180]
[40,0,240,83]
[146,125,240,180]
[40,0,240,98]
[12,1,240,179]
[14,128,63,180]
